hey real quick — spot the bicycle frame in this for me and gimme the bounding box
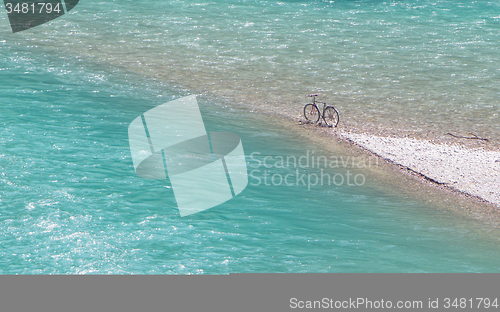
[310,96,328,118]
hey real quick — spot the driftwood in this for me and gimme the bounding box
[445,132,489,142]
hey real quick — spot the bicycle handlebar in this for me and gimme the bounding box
[306,93,322,97]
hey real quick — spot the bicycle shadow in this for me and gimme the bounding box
[298,120,333,128]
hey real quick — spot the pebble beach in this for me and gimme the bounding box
[344,132,500,208]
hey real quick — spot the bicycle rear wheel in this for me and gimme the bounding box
[303,104,320,123]
[323,106,340,127]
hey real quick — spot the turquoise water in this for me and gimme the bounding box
[3,0,498,142]
[1,1,500,273]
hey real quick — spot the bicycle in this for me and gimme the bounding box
[303,93,340,127]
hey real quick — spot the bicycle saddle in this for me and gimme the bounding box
[306,93,322,97]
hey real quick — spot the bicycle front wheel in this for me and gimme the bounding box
[303,104,320,124]
[323,106,340,127]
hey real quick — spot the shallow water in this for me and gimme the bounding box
[1,0,500,273]
[3,0,498,143]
